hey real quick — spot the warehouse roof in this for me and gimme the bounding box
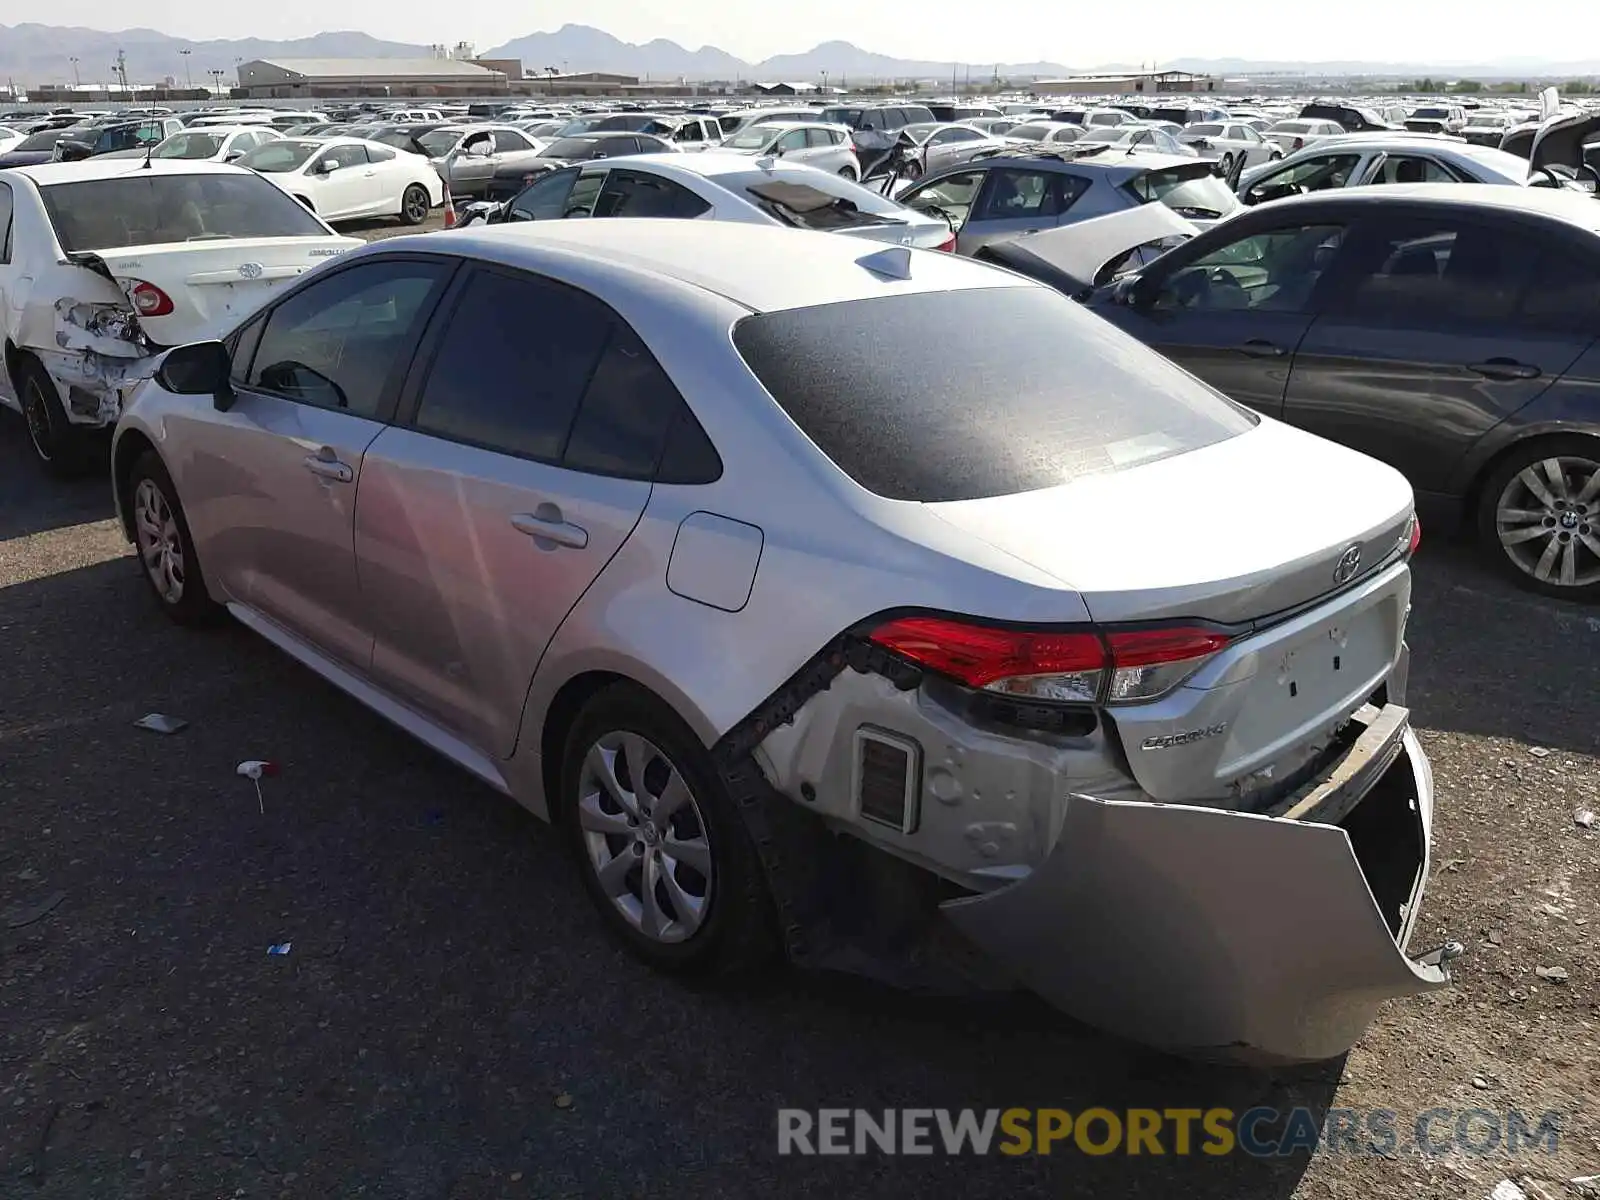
[242,58,504,79]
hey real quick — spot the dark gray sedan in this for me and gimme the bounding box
[1084,185,1600,599]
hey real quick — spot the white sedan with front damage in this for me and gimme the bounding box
[236,136,445,225]
[111,220,1455,1062]
[0,159,360,475]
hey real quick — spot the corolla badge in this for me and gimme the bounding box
[1333,544,1362,584]
[238,262,264,279]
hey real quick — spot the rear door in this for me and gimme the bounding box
[355,266,666,755]
[1101,217,1353,418]
[1282,210,1600,497]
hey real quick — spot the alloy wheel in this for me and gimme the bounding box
[133,478,186,604]
[1494,455,1600,589]
[576,731,714,944]
[404,188,428,222]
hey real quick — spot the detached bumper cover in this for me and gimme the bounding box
[941,729,1446,1062]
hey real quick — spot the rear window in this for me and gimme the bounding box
[724,171,908,231]
[40,172,328,251]
[1126,164,1239,220]
[542,136,602,158]
[732,287,1255,502]
[820,108,864,127]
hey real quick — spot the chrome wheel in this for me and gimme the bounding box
[1494,455,1600,589]
[133,478,186,605]
[577,731,713,944]
[22,377,54,462]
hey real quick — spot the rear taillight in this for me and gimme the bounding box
[868,616,1232,705]
[1405,514,1422,558]
[129,281,174,317]
[934,235,956,253]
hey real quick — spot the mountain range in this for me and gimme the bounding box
[1,21,1598,87]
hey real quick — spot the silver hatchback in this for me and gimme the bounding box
[112,220,1450,1062]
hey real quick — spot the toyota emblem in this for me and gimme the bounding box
[238,262,264,280]
[1333,544,1363,584]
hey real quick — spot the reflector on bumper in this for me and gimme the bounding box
[940,729,1446,1063]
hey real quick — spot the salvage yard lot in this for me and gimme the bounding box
[0,219,1597,1197]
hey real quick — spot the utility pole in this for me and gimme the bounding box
[113,48,129,98]
[180,48,192,88]
[70,56,81,86]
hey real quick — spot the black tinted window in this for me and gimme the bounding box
[564,325,709,479]
[1518,247,1600,333]
[1335,218,1537,325]
[594,170,710,218]
[508,169,577,221]
[414,270,613,460]
[733,287,1255,502]
[250,260,447,417]
[0,180,11,264]
[41,173,328,252]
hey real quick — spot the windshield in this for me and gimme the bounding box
[727,170,908,230]
[16,130,66,151]
[541,136,604,158]
[1269,120,1312,133]
[1007,124,1053,141]
[417,129,465,156]
[732,287,1254,503]
[238,140,319,172]
[153,132,226,159]
[1126,165,1239,220]
[725,126,778,151]
[1413,107,1450,119]
[40,172,328,251]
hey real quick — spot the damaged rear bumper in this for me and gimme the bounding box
[940,727,1447,1063]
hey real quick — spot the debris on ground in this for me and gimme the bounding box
[133,712,188,735]
[1535,965,1570,983]
[236,760,280,814]
[1489,1180,1527,1200]
[1576,809,1597,830]
[1529,747,1552,758]
[554,1093,573,1110]
[5,889,66,929]
[1472,1075,1491,1090]
[266,943,292,956]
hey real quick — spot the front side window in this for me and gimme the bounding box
[249,260,447,417]
[1154,224,1347,314]
[1371,156,1459,185]
[774,130,808,154]
[562,170,606,218]
[1244,153,1362,204]
[412,269,614,461]
[902,169,986,227]
[492,129,532,152]
[508,168,578,221]
[326,144,369,171]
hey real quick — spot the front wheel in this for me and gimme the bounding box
[399,184,430,226]
[1218,152,1236,178]
[558,683,776,975]
[127,451,222,625]
[1477,437,1600,599]
[837,166,858,181]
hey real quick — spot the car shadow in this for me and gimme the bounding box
[0,415,117,541]
[0,555,1337,1198]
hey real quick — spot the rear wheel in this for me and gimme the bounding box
[399,184,430,226]
[1218,152,1236,178]
[557,683,776,975]
[16,357,90,478]
[837,166,858,181]
[1477,437,1600,599]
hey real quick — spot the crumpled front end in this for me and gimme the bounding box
[941,728,1450,1063]
[37,295,160,427]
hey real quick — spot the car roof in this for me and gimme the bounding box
[960,147,1202,173]
[1267,182,1600,231]
[385,219,1023,314]
[588,151,840,183]
[8,158,256,185]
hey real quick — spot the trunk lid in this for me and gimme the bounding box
[926,418,1413,625]
[91,236,361,345]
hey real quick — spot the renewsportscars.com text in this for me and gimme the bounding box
[777,1107,1564,1158]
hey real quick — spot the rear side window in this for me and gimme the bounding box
[732,287,1256,503]
[594,170,710,218]
[414,269,613,461]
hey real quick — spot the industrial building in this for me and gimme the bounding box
[235,57,508,98]
[1030,70,1217,95]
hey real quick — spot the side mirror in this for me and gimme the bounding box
[319,158,339,174]
[156,341,235,409]
[1111,274,1152,309]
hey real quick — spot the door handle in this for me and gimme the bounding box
[303,449,354,483]
[511,511,589,549]
[1468,358,1540,381]
[1235,339,1286,358]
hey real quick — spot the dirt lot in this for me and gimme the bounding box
[0,220,1597,1197]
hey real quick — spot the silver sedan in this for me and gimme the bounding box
[112,219,1450,1062]
[900,121,1015,175]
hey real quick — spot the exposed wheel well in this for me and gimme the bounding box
[112,429,159,541]
[294,195,314,211]
[539,670,627,821]
[2,339,21,394]
[1462,431,1600,524]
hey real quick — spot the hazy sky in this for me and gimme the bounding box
[26,0,1588,65]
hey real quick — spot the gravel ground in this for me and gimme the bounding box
[1,239,1597,1197]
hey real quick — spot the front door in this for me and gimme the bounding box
[356,265,656,755]
[957,167,1090,254]
[1101,219,1352,418]
[189,257,452,668]
[1284,212,1599,497]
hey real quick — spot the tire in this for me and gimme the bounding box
[837,166,857,181]
[126,450,222,625]
[398,184,430,226]
[15,356,90,478]
[1475,436,1600,600]
[557,683,776,975]
[1218,152,1236,178]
